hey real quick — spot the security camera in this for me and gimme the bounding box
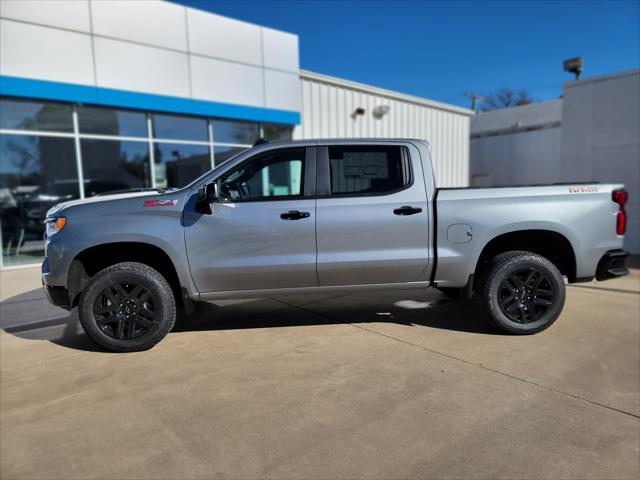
[563,57,583,80]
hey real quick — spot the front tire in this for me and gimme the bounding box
[78,262,176,352]
[477,251,565,334]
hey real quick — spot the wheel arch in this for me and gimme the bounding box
[69,242,185,308]
[473,229,577,283]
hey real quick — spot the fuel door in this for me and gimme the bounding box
[447,223,473,244]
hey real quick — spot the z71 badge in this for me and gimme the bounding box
[144,199,178,207]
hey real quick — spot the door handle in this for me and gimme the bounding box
[280,210,310,220]
[393,206,423,216]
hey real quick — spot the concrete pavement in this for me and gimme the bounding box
[1,266,639,479]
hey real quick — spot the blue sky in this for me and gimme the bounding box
[174,0,640,108]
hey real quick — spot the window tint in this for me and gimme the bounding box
[0,98,73,132]
[78,106,147,137]
[80,140,150,196]
[219,148,304,201]
[151,114,208,141]
[153,143,210,189]
[212,119,259,145]
[328,146,408,196]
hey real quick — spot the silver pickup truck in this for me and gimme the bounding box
[42,139,629,352]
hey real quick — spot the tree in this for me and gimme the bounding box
[480,88,533,111]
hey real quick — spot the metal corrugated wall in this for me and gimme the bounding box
[294,71,472,187]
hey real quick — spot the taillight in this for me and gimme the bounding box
[616,211,627,235]
[612,189,628,206]
[612,188,628,235]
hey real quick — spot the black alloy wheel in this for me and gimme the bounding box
[477,250,565,335]
[93,281,159,340]
[497,268,555,324]
[78,262,176,352]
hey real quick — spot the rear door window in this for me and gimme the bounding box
[328,146,410,196]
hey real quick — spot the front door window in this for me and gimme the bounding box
[219,148,305,202]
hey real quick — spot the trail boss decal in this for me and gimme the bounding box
[144,199,178,207]
[568,186,599,193]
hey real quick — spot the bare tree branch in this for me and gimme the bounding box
[480,88,533,111]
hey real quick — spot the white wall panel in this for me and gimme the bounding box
[90,0,187,51]
[295,71,471,187]
[94,37,190,97]
[2,1,301,117]
[264,70,300,112]
[187,8,262,66]
[0,0,91,32]
[262,27,299,72]
[0,19,95,85]
[190,56,263,107]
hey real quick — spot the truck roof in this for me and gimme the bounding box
[255,138,430,148]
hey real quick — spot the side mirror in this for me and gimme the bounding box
[195,182,218,214]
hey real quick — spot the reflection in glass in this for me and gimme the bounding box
[81,140,150,196]
[214,146,248,166]
[263,123,293,142]
[212,119,259,145]
[0,134,78,265]
[0,97,73,132]
[151,114,207,141]
[153,143,210,189]
[219,148,304,201]
[78,106,147,137]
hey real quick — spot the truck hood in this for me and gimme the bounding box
[46,190,180,217]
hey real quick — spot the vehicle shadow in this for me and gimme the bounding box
[0,288,501,353]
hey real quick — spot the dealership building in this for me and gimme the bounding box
[0,0,472,268]
[470,69,640,253]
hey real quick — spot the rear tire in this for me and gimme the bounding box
[476,251,565,334]
[78,262,176,352]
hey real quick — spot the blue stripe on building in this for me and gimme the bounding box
[0,75,301,125]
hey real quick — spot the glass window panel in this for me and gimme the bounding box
[212,119,259,145]
[219,148,304,201]
[328,146,407,196]
[80,140,150,197]
[0,134,78,266]
[77,106,147,137]
[262,123,293,142]
[153,143,210,189]
[151,114,207,141]
[214,145,248,166]
[0,97,73,132]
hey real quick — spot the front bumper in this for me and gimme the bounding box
[42,256,71,310]
[596,249,629,281]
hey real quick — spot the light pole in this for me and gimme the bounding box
[465,92,486,113]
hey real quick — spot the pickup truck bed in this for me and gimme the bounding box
[433,182,625,288]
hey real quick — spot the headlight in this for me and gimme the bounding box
[45,217,67,237]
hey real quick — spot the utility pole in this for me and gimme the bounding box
[465,92,486,113]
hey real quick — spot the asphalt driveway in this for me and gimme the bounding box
[1,267,639,479]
